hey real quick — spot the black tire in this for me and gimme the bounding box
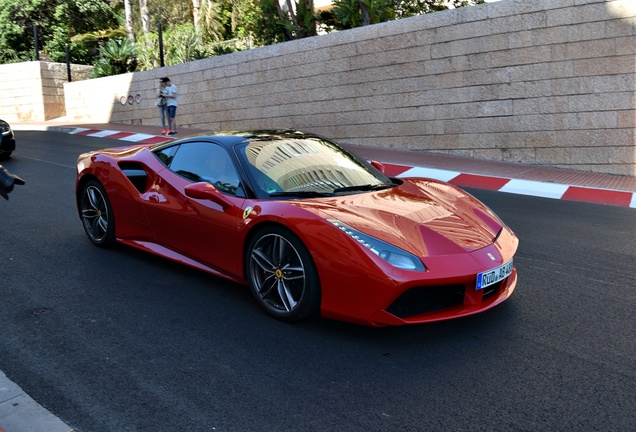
[246,226,321,322]
[79,180,116,247]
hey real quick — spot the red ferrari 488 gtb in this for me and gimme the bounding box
[76,130,518,326]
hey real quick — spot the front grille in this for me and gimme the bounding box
[387,285,465,318]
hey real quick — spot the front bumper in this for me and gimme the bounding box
[370,268,518,326]
[0,132,16,156]
[317,227,519,327]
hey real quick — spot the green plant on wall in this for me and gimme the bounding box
[164,23,209,65]
[324,0,484,30]
[90,37,137,77]
[70,27,128,65]
[135,31,161,70]
[135,23,212,71]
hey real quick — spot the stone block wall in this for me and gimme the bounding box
[0,61,92,122]
[41,62,92,120]
[0,62,46,122]
[63,0,636,176]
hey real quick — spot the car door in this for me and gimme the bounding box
[141,141,246,278]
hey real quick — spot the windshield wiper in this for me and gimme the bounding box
[269,191,333,198]
[332,183,394,193]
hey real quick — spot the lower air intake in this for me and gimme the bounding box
[387,285,466,318]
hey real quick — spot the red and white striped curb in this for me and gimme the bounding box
[69,128,636,209]
[386,164,636,209]
[69,127,173,145]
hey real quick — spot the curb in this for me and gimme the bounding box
[69,127,174,145]
[0,370,73,432]
[386,164,636,209]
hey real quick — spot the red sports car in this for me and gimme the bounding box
[76,130,518,327]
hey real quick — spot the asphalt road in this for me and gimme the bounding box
[1,131,635,432]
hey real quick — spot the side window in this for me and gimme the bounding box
[168,142,242,196]
[154,144,179,166]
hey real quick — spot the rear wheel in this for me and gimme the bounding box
[246,226,320,322]
[79,180,115,246]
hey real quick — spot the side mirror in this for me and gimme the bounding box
[370,160,384,173]
[184,182,233,209]
[0,166,25,201]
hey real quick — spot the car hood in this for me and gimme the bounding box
[290,178,504,257]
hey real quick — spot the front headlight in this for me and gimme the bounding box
[0,120,11,135]
[328,219,426,271]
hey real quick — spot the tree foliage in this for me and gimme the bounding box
[90,37,137,77]
[328,0,394,29]
[0,0,118,63]
[0,0,486,75]
[326,0,484,30]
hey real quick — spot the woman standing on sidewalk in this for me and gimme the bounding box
[156,79,169,135]
[161,77,178,136]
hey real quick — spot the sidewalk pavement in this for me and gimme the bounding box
[2,119,636,431]
[0,370,72,432]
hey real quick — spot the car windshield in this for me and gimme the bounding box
[236,134,394,196]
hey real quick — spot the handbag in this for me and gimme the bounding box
[156,96,167,106]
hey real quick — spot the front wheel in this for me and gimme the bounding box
[246,226,320,322]
[79,180,115,247]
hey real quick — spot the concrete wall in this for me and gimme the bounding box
[1,62,45,122]
[63,0,636,176]
[0,61,91,122]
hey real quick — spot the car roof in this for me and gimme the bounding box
[153,129,323,151]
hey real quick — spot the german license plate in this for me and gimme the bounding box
[476,260,513,290]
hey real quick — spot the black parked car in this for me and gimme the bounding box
[0,119,16,159]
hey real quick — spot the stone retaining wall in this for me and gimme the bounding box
[0,61,91,122]
[58,0,636,176]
